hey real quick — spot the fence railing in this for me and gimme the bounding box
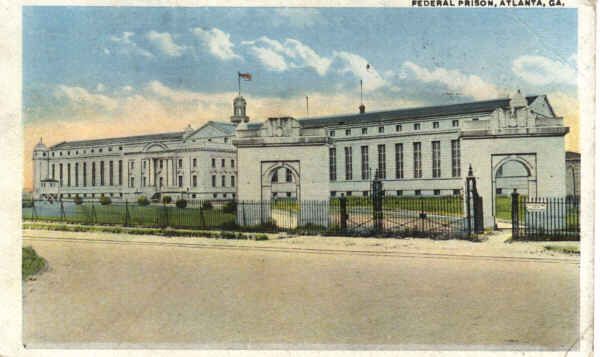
[511,193,580,241]
[23,196,472,239]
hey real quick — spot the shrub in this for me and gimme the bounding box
[175,198,187,209]
[137,195,150,206]
[162,195,172,204]
[22,246,46,280]
[201,201,213,210]
[99,196,111,206]
[73,195,83,205]
[223,200,237,214]
[254,234,269,241]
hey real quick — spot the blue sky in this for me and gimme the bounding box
[22,7,579,187]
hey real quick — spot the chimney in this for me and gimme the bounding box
[359,104,366,114]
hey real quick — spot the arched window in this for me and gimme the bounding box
[271,171,278,183]
[286,168,293,183]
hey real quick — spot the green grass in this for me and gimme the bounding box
[22,221,272,241]
[495,196,513,221]
[544,245,580,255]
[23,203,236,229]
[22,246,46,280]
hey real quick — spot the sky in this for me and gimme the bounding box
[23,7,578,190]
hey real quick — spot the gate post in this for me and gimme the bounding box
[371,170,383,233]
[60,199,66,221]
[339,195,348,232]
[124,200,130,227]
[465,166,473,235]
[511,189,520,239]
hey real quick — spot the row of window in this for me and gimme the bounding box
[134,157,235,170]
[56,192,236,200]
[48,146,124,158]
[211,158,235,169]
[330,189,462,197]
[51,160,123,187]
[328,120,461,137]
[130,174,236,189]
[329,140,461,181]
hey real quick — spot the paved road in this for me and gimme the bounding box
[23,233,579,350]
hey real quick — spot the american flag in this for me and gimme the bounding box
[238,72,252,81]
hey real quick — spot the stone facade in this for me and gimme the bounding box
[234,90,570,228]
[33,90,571,229]
[33,121,238,201]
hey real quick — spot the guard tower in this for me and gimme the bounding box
[230,95,249,125]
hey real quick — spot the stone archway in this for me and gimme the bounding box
[491,154,537,221]
[260,161,301,202]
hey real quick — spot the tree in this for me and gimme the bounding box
[175,198,187,209]
[137,195,150,206]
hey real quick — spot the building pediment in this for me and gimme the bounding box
[185,121,235,141]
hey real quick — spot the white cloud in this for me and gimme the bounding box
[273,8,324,28]
[243,36,331,76]
[54,85,118,111]
[110,32,154,58]
[146,31,186,57]
[512,55,576,86]
[332,51,387,91]
[95,83,106,92]
[403,61,499,100]
[192,27,241,61]
[248,46,288,72]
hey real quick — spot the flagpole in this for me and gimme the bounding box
[237,72,241,96]
[360,79,363,105]
[306,96,309,117]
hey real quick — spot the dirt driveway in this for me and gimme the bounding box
[23,230,579,350]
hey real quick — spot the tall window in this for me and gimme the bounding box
[286,169,293,182]
[211,158,216,168]
[75,163,79,187]
[178,159,183,168]
[329,148,336,181]
[52,164,55,179]
[83,162,87,187]
[413,142,422,178]
[59,163,63,186]
[178,175,183,187]
[109,161,114,185]
[192,158,197,168]
[377,144,386,179]
[130,177,135,188]
[100,161,105,186]
[118,160,123,185]
[344,146,353,180]
[231,159,235,168]
[231,175,235,187]
[451,139,461,177]
[221,175,226,187]
[212,175,216,187]
[221,159,225,167]
[192,175,197,187]
[361,146,369,180]
[432,141,441,178]
[91,162,96,186]
[67,164,71,186]
[395,143,404,179]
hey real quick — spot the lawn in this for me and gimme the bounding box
[23,203,236,229]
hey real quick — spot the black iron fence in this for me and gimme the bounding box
[511,193,580,241]
[23,195,474,239]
